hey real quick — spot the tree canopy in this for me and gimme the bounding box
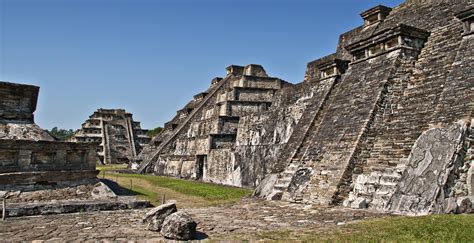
[47,127,76,141]
[147,126,163,138]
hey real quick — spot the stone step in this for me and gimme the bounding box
[273,184,288,191]
[379,174,401,185]
[375,184,397,195]
[283,171,296,177]
[277,177,292,184]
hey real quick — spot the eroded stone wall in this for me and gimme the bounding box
[0,81,99,189]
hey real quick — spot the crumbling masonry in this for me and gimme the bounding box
[137,0,473,215]
[72,109,150,164]
[0,81,98,189]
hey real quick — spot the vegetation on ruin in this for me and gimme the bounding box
[97,165,251,208]
[45,127,76,141]
[245,214,474,242]
[146,126,163,138]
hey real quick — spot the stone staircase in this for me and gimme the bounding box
[137,75,229,173]
[273,163,299,192]
[270,78,338,200]
[343,59,416,208]
[344,21,466,209]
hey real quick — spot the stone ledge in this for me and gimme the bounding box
[0,170,99,185]
[2,197,151,218]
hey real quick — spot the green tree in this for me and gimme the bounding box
[47,127,76,141]
[147,126,163,138]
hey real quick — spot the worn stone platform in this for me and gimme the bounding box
[3,197,151,218]
[0,199,388,241]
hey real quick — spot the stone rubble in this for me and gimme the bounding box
[142,202,177,232]
[160,211,197,240]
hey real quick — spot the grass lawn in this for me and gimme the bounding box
[251,214,474,242]
[97,165,251,208]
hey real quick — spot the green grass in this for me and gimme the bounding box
[96,164,128,171]
[113,173,250,201]
[252,214,474,242]
[97,165,252,206]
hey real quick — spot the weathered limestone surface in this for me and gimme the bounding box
[385,122,469,215]
[72,109,150,164]
[0,81,39,122]
[3,197,151,218]
[160,211,197,240]
[0,123,54,141]
[0,139,98,187]
[0,81,54,141]
[142,202,177,232]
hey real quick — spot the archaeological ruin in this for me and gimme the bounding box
[0,81,149,218]
[136,1,473,215]
[0,81,99,188]
[72,109,150,164]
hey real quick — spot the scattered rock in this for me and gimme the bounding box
[253,174,278,199]
[160,211,197,240]
[142,203,177,231]
[351,198,367,209]
[342,199,351,207]
[456,197,472,214]
[444,198,458,214]
[91,182,117,199]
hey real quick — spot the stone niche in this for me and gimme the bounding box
[226,65,244,76]
[243,64,269,77]
[360,5,392,27]
[211,77,223,86]
[345,24,430,63]
[455,7,474,36]
[304,54,349,82]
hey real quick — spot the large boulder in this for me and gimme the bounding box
[142,202,177,231]
[160,211,197,240]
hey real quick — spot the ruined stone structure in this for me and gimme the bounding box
[72,109,150,164]
[0,81,99,188]
[137,64,291,185]
[138,0,473,215]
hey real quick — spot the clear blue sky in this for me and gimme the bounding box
[0,0,403,130]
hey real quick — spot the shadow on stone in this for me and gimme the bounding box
[100,178,144,196]
[194,231,209,240]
